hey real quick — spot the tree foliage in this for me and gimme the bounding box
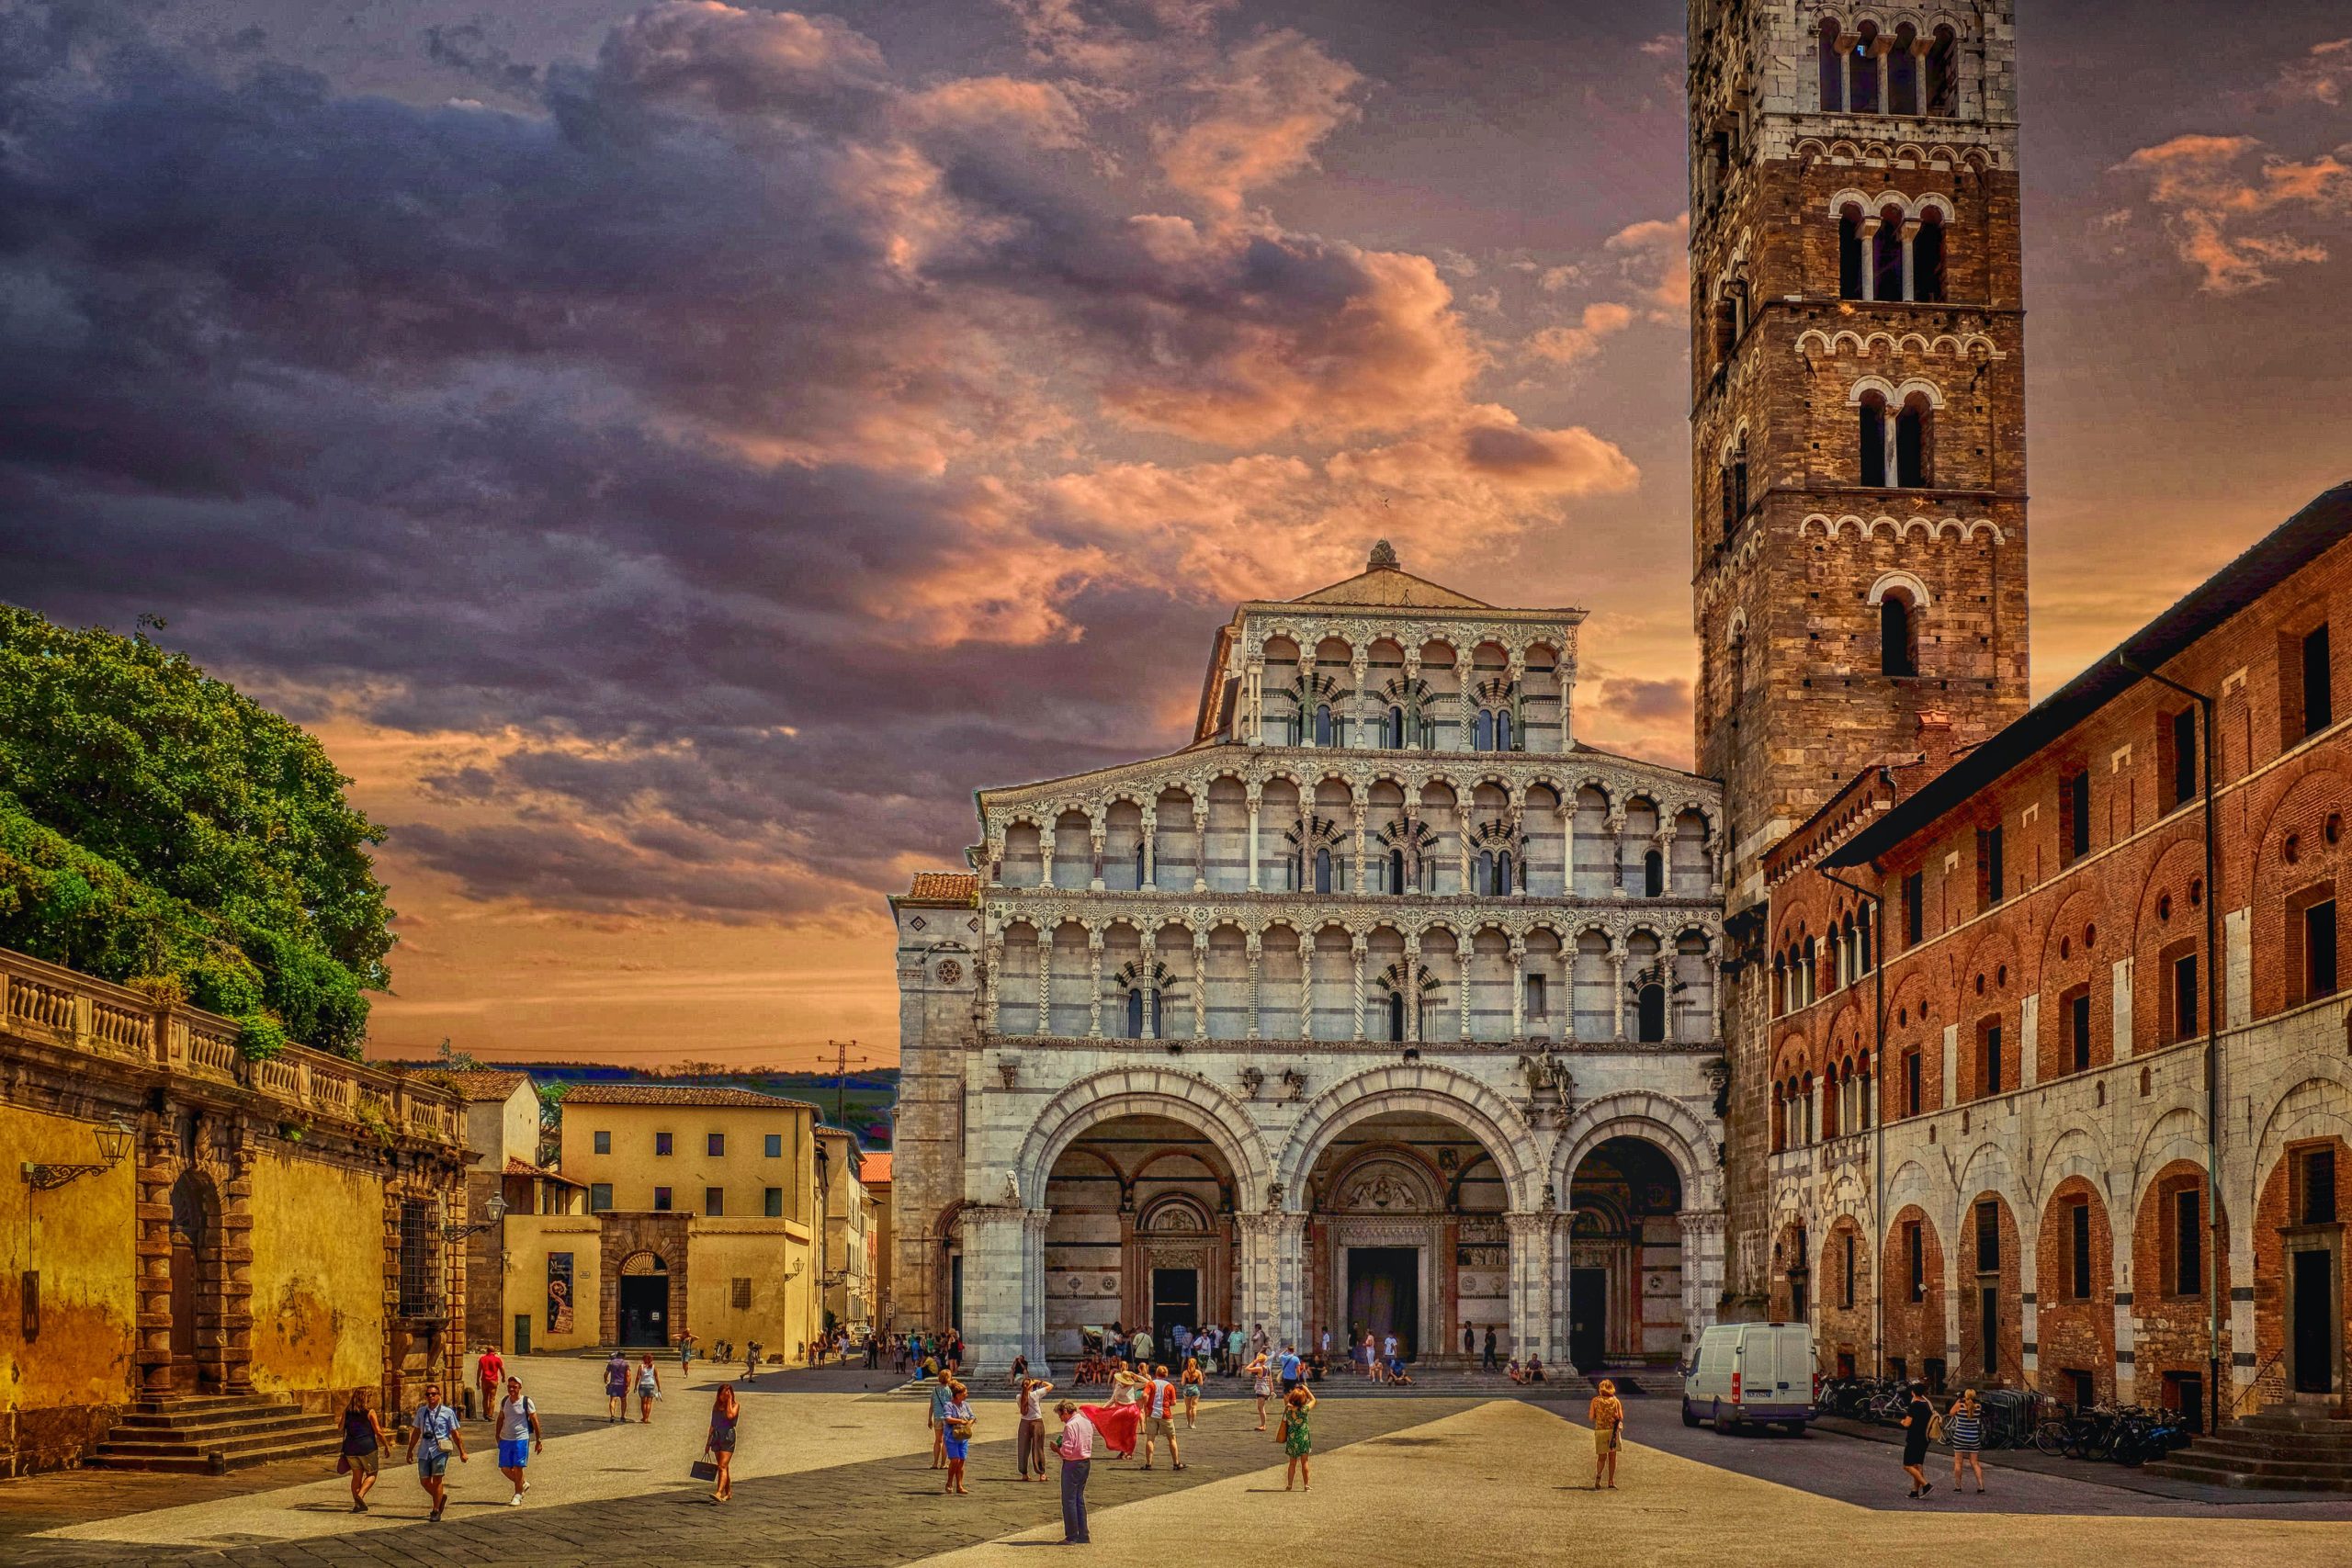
[0,606,393,1057]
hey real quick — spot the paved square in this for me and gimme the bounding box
[6,1360,2351,1568]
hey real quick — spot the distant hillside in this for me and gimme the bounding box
[373,1058,899,1148]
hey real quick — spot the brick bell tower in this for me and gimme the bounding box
[1688,2,2033,1299]
[1690,1,2030,908]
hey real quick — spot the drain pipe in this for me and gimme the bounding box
[1820,864,1888,1382]
[2119,652,2222,1438]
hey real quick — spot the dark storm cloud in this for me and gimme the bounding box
[2,0,1553,922]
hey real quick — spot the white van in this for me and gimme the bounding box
[1680,1322,1816,1434]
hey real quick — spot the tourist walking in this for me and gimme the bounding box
[1589,1378,1624,1490]
[338,1390,385,1513]
[1483,1325,1498,1371]
[637,1352,663,1422]
[742,1339,763,1383]
[474,1343,504,1426]
[679,1331,697,1381]
[1056,1400,1096,1544]
[604,1349,631,1423]
[705,1383,739,1503]
[1248,1351,1274,1429]
[940,1381,975,1495]
[1227,1325,1245,1376]
[1949,1388,1987,1494]
[1139,1365,1183,1471]
[1279,1342,1303,1394]
[1463,1323,1475,1358]
[1900,1381,1935,1498]
[930,1365,956,1468]
[1181,1358,1204,1428]
[403,1383,467,1523]
[494,1374,542,1506]
[1280,1386,1317,1492]
[1017,1373,1056,1482]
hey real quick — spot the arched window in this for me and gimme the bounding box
[1894,397,1928,487]
[1888,24,1919,115]
[1314,704,1334,747]
[1871,211,1905,301]
[1134,840,1147,886]
[1850,27,1881,114]
[1475,709,1495,751]
[1838,209,1864,299]
[1817,17,1843,112]
[1125,987,1144,1040]
[1859,390,1889,487]
[1914,211,1946,302]
[1858,916,1873,973]
[1387,989,1406,1042]
[1881,594,1918,677]
[1476,850,1495,892]
[1802,936,1818,1005]
[1498,850,1514,894]
[1388,848,1406,896]
[1772,953,1788,1015]
[1926,27,1958,116]
[1643,849,1665,897]
[1713,295,1738,368]
[1315,846,1333,894]
[1385,705,1404,749]
[1800,1073,1816,1142]
[1637,984,1667,1043]
[1497,710,1514,751]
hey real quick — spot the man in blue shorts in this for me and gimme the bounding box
[493,1375,542,1506]
[403,1383,468,1522]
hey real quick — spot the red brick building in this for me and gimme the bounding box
[1759,482,2352,1427]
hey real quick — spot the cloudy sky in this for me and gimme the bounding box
[5,0,2348,1067]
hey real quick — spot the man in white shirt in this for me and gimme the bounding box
[1383,1333,1398,1363]
[1056,1401,1096,1544]
[492,1376,542,1506]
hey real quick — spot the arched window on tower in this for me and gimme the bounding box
[1850,25,1881,114]
[1817,17,1844,112]
[1838,209,1865,299]
[1637,985,1667,1043]
[1315,846,1333,895]
[1894,395,1929,487]
[1926,27,1959,116]
[1476,850,1496,893]
[1315,703,1334,747]
[1497,850,1514,895]
[1644,849,1665,898]
[1388,847,1406,896]
[1881,592,1919,677]
[1134,840,1146,886]
[1385,705,1405,749]
[1872,209,1905,301]
[1125,987,1144,1040]
[1888,23,1919,115]
[1713,294,1738,370]
[1915,211,1947,302]
[1475,709,1496,751]
[1387,989,1407,1043]
[1497,709,1514,751]
[1858,390,1890,487]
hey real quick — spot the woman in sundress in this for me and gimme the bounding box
[1181,1358,1204,1428]
[1281,1386,1317,1492]
[1080,1366,1148,1459]
[1246,1352,1275,1430]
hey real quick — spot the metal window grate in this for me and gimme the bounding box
[731,1278,752,1310]
[398,1200,439,1316]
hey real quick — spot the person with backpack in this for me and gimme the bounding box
[493,1375,543,1506]
[1948,1387,1987,1494]
[1900,1381,1935,1498]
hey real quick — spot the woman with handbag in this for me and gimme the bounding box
[940,1381,975,1495]
[703,1383,739,1503]
[338,1390,386,1513]
[1279,1386,1317,1492]
[1588,1378,1624,1490]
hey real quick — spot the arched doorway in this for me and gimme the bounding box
[168,1169,224,1393]
[617,1252,671,1346]
[1566,1137,1684,1368]
[1043,1113,1236,1359]
[1303,1111,1511,1365]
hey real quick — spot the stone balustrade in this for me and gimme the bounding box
[0,945,461,1147]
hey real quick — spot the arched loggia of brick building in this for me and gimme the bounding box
[1882,1197,1948,1388]
[2250,1076,2352,1410]
[2131,1152,2233,1426]
[1955,1190,2024,1388]
[2035,1176,2117,1405]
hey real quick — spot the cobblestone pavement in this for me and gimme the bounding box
[7,1362,2352,1568]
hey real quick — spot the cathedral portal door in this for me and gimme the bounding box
[1152,1269,1199,1350]
[1346,1247,1419,1359]
[1568,1268,1607,1369]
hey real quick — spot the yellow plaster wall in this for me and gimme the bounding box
[0,1102,137,1413]
[685,1220,814,1350]
[245,1148,383,1395]
[503,1214,604,1354]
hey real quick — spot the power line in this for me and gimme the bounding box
[822,1039,877,1129]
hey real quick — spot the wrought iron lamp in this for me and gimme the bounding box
[22,1115,136,1190]
[440,1193,508,1239]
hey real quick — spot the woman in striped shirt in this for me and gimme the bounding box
[1947,1388,1986,1494]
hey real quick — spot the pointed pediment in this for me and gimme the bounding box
[1288,542,1495,610]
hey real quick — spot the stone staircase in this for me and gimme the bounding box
[93,1393,343,1473]
[2144,1401,2352,1492]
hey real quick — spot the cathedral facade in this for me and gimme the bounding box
[890,549,1728,1371]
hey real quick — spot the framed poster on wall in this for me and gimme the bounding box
[548,1252,575,1334]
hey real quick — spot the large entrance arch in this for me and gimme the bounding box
[1566,1136,1685,1368]
[1042,1112,1239,1359]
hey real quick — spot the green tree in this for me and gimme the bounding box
[0,605,393,1058]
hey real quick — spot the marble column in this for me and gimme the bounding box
[1140,807,1158,890]
[1035,927,1052,1036]
[1193,931,1210,1039]
[1089,814,1105,891]
[1506,1212,1557,1365]
[1677,1210,1727,1364]
[1403,933,1422,1043]
[962,1203,1035,1372]
[1140,930,1159,1041]
[1245,931,1262,1041]
[1086,931,1104,1038]
[1611,953,1627,1042]
[1192,805,1210,894]
[1510,935,1527,1040]
[1351,938,1368,1042]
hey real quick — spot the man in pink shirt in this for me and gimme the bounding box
[1138,1364,1184,1472]
[1056,1400,1095,1544]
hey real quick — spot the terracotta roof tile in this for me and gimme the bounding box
[434,1069,532,1101]
[861,1151,892,1185]
[905,872,979,903]
[560,1084,820,1112]
[503,1156,587,1187]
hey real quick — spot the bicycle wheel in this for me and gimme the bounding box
[2033,1421,2068,1456]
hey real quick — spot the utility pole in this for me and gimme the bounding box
[823,1039,875,1129]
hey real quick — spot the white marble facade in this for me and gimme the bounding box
[891,547,1730,1371]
